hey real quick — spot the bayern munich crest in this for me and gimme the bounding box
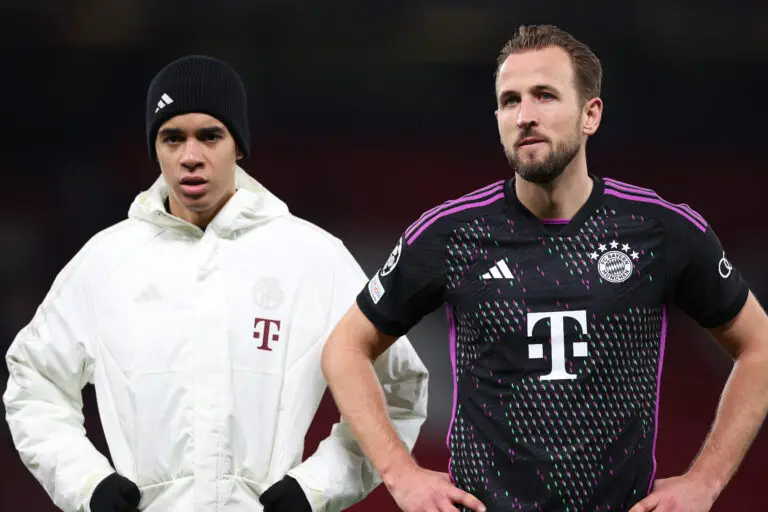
[588,240,640,283]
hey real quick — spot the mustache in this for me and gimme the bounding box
[516,129,549,145]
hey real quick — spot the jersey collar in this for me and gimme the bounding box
[504,174,605,237]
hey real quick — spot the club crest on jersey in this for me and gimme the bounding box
[589,240,640,283]
[380,237,403,277]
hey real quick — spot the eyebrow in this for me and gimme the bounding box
[530,84,560,94]
[498,84,561,101]
[197,126,225,137]
[158,127,184,139]
[158,126,226,138]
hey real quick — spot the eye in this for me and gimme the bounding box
[202,132,223,142]
[163,135,183,144]
[539,92,555,101]
[502,96,519,106]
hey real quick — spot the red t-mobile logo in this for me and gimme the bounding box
[253,318,282,351]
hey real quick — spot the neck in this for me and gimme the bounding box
[514,151,592,220]
[168,189,236,229]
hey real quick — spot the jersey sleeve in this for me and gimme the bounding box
[357,227,448,337]
[3,244,115,512]
[670,223,749,328]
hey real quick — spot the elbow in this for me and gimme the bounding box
[3,356,26,409]
[320,326,354,383]
[320,333,338,382]
[322,304,388,383]
[321,319,375,384]
[736,343,768,366]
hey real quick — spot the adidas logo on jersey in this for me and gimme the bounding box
[481,259,513,280]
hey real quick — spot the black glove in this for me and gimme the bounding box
[89,473,141,512]
[259,475,312,512]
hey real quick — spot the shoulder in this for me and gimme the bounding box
[401,179,508,246]
[270,214,348,253]
[267,215,371,293]
[600,176,708,237]
[78,218,163,264]
[45,219,153,293]
[87,218,157,246]
[264,214,360,273]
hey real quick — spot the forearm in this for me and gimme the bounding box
[4,369,114,511]
[5,328,113,512]
[290,334,427,511]
[686,349,768,495]
[322,337,417,485]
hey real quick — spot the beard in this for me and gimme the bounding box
[505,130,581,185]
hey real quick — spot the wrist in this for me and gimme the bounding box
[685,466,726,501]
[379,450,418,489]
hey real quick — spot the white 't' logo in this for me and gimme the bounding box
[527,311,588,381]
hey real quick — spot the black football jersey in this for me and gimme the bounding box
[357,176,748,511]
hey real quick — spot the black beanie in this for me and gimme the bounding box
[145,55,250,161]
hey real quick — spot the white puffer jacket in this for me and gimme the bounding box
[4,167,428,511]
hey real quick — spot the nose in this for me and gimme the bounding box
[516,97,538,129]
[179,139,204,171]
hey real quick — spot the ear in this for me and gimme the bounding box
[582,97,603,136]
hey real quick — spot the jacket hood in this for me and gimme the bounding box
[128,166,289,238]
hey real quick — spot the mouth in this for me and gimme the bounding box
[517,137,547,147]
[179,176,209,196]
[180,176,208,185]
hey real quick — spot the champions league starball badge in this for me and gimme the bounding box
[380,237,403,276]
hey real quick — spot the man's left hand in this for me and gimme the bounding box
[260,475,312,512]
[629,475,717,512]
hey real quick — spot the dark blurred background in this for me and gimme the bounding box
[2,1,767,510]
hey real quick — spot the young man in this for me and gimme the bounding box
[321,25,768,512]
[4,55,428,512]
